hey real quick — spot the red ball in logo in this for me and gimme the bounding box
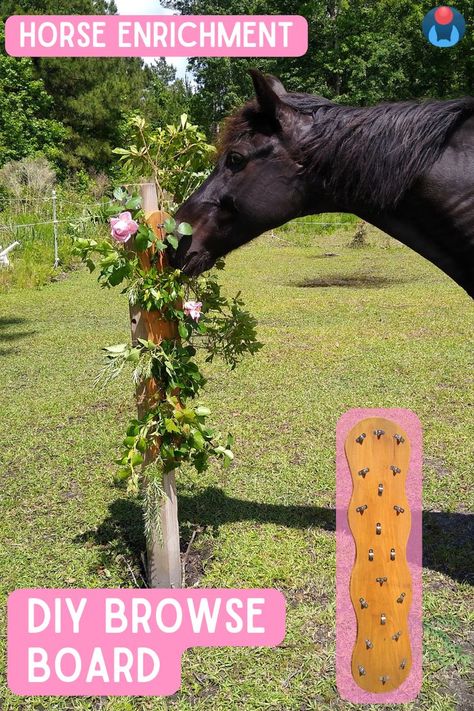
[434,6,454,24]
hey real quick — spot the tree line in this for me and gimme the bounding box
[0,0,192,173]
[1,0,473,174]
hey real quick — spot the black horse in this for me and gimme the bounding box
[172,69,474,297]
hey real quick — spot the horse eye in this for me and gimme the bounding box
[226,152,246,171]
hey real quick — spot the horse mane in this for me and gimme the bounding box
[219,93,474,210]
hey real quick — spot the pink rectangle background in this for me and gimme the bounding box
[336,408,422,703]
[5,15,308,57]
[8,588,285,696]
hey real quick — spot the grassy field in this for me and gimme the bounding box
[0,189,107,292]
[0,226,473,710]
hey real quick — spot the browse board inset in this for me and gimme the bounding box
[345,418,412,693]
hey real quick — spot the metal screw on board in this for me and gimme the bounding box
[359,597,369,609]
[390,548,396,560]
[397,592,406,604]
[380,675,390,685]
[376,522,382,534]
[378,483,384,496]
[392,631,402,641]
[380,613,387,625]
[394,505,405,515]
[356,433,366,444]
[368,548,374,561]
[356,504,368,514]
[393,433,405,444]
[376,576,388,586]
[365,639,373,649]
[373,429,385,439]
[390,465,401,475]
[400,658,407,669]
[358,467,369,477]
[358,665,366,676]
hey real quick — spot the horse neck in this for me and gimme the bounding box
[352,189,474,298]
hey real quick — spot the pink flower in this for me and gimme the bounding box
[110,211,139,243]
[184,300,202,321]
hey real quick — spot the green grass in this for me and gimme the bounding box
[0,194,106,292]
[0,227,473,710]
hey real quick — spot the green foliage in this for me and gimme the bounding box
[114,114,215,206]
[164,0,474,132]
[141,59,193,130]
[1,3,146,171]
[0,26,66,167]
[74,189,261,504]
[116,399,234,493]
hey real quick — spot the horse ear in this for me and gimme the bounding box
[249,69,284,119]
[266,74,287,98]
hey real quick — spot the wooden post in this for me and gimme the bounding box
[52,188,59,268]
[129,182,182,588]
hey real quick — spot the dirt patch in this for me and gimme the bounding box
[182,537,214,587]
[425,455,451,478]
[284,586,331,610]
[293,273,411,289]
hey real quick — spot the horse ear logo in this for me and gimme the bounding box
[249,68,286,119]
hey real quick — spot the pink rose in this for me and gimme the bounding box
[184,300,202,321]
[110,211,139,243]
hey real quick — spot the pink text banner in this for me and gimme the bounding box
[8,588,286,696]
[5,15,308,57]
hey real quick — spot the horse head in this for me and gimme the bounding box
[170,70,312,275]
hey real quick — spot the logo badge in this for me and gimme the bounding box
[422,6,466,47]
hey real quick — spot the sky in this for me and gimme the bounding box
[114,0,189,79]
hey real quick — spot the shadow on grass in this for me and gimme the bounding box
[0,316,36,355]
[82,487,473,586]
[75,498,146,566]
[293,274,412,288]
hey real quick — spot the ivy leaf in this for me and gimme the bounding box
[154,240,167,252]
[108,265,128,286]
[113,186,127,200]
[193,431,205,450]
[195,406,211,417]
[114,469,131,486]
[104,343,128,354]
[126,348,140,363]
[178,322,189,339]
[166,234,179,250]
[130,452,144,467]
[164,217,176,234]
[125,196,141,210]
[135,231,152,252]
[177,222,193,236]
[136,437,147,453]
[101,252,119,267]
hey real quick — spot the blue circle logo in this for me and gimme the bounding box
[422,6,466,47]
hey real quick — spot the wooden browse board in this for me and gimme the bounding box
[345,417,412,693]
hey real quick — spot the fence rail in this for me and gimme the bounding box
[0,189,364,268]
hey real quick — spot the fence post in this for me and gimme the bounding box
[129,182,182,588]
[52,189,59,268]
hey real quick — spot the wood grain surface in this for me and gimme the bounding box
[345,417,412,692]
